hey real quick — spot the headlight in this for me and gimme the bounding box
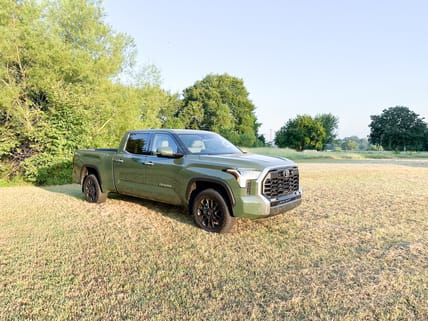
[225,169,262,188]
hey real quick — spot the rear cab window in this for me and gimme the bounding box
[125,133,151,155]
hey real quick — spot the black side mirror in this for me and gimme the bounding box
[157,147,183,159]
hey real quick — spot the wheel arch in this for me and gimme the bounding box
[80,165,104,192]
[186,178,236,216]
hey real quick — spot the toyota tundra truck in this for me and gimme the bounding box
[72,129,302,233]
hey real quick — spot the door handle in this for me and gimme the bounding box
[143,161,154,166]
[114,159,124,163]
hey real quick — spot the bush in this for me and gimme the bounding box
[369,144,384,151]
[0,162,14,180]
[20,154,72,185]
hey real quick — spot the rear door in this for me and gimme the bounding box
[113,132,153,197]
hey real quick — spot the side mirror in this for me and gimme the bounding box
[156,147,183,159]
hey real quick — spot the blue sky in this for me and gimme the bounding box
[104,0,427,140]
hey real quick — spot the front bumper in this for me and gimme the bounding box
[269,193,302,216]
[234,189,302,219]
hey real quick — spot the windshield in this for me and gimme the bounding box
[177,132,243,155]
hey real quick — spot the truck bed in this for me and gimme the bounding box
[72,148,118,191]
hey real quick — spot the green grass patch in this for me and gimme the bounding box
[0,177,29,187]
[247,147,428,161]
[1,163,427,320]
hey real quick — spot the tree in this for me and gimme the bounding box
[0,0,137,182]
[176,73,260,146]
[138,84,183,129]
[425,128,428,151]
[275,115,326,151]
[341,138,359,151]
[337,136,369,151]
[255,134,266,147]
[315,113,339,146]
[369,106,427,151]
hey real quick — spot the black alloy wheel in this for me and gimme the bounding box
[83,174,107,203]
[192,189,234,233]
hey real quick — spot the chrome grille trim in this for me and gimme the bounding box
[262,167,299,200]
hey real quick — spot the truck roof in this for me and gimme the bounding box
[126,129,214,135]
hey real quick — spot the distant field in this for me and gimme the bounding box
[247,147,428,161]
[1,162,427,320]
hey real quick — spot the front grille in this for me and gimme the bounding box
[262,167,299,200]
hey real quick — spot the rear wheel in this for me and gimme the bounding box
[83,174,107,203]
[192,189,234,233]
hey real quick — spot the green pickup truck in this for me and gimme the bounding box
[72,129,302,233]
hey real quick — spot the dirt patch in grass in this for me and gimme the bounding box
[0,163,427,320]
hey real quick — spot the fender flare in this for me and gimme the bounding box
[186,177,236,207]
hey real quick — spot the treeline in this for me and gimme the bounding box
[274,107,428,152]
[0,0,261,184]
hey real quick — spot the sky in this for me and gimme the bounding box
[103,0,428,140]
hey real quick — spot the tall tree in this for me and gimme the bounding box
[176,73,260,146]
[0,0,137,182]
[369,106,427,151]
[315,113,339,145]
[275,115,326,151]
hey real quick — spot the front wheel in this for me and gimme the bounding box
[83,174,107,203]
[192,189,234,233]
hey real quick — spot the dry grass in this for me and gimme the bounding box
[0,162,427,320]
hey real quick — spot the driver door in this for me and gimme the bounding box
[143,133,183,204]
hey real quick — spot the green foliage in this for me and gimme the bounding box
[176,73,260,146]
[0,0,137,183]
[315,113,339,145]
[138,85,183,129]
[337,136,369,151]
[368,144,384,151]
[132,63,162,87]
[341,139,358,151]
[425,128,428,151]
[369,106,427,151]
[275,115,327,151]
[255,134,266,147]
[21,153,72,185]
[249,147,428,160]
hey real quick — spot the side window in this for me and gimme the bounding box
[125,133,151,155]
[151,134,178,155]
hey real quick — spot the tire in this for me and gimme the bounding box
[192,189,234,233]
[83,174,107,203]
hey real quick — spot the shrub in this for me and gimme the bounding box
[20,153,72,185]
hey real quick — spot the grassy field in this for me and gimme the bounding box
[0,162,427,320]
[247,147,428,161]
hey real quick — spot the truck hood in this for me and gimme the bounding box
[197,153,296,171]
